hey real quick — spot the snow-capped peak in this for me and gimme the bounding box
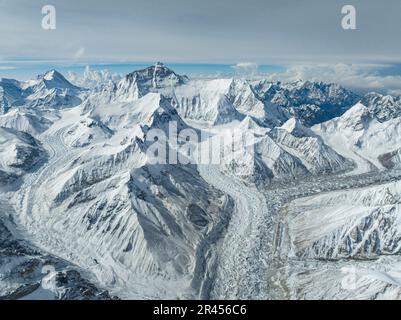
[359,92,401,122]
[125,62,188,89]
[4,63,401,301]
[280,117,315,137]
[43,69,61,81]
[114,63,188,102]
[35,69,80,90]
[251,79,360,126]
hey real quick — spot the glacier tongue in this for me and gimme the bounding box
[198,163,271,299]
[2,65,401,300]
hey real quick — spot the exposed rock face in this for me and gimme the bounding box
[115,62,189,101]
[2,65,401,300]
[0,127,46,185]
[252,80,361,126]
[360,93,401,123]
[0,213,116,300]
[313,101,401,172]
[1,70,83,114]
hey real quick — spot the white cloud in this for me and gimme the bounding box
[0,66,16,70]
[232,62,258,75]
[73,47,86,60]
[264,63,401,93]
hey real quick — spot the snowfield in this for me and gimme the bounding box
[278,178,401,299]
[1,64,401,300]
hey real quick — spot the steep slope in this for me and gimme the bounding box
[171,77,359,128]
[313,97,401,173]
[379,148,401,169]
[270,118,353,174]
[0,109,53,136]
[216,117,352,185]
[253,80,360,126]
[80,65,359,129]
[64,116,113,148]
[11,93,233,298]
[27,70,80,91]
[0,127,46,185]
[2,64,401,301]
[0,200,116,300]
[172,79,243,125]
[0,70,83,114]
[22,70,83,110]
[115,62,188,101]
[0,78,25,114]
[360,93,401,122]
[281,179,401,299]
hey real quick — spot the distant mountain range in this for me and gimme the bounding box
[1,63,401,300]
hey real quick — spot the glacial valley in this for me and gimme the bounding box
[1,64,401,299]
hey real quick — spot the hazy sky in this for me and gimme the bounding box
[0,0,400,64]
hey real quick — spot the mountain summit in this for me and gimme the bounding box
[35,69,80,90]
[2,66,401,300]
[115,63,189,101]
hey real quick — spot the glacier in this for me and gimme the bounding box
[1,63,401,300]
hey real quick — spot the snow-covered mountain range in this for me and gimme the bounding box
[1,63,401,300]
